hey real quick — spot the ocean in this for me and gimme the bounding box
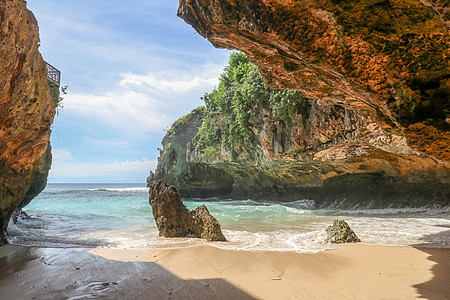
[8,183,450,252]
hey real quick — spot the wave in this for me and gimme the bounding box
[189,198,314,207]
[7,222,111,248]
[8,235,111,248]
[190,197,449,217]
[13,185,450,252]
[87,187,149,192]
[317,207,450,217]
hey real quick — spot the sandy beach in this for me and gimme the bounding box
[0,243,448,300]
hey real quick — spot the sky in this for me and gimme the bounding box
[27,0,232,183]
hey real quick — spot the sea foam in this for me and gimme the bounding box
[9,183,450,251]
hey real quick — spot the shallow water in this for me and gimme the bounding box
[8,183,450,252]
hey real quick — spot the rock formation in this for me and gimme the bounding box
[145,0,450,207]
[0,0,55,244]
[149,180,226,241]
[149,180,193,238]
[325,220,361,243]
[150,53,449,208]
[177,0,450,160]
[191,204,226,242]
[148,107,235,198]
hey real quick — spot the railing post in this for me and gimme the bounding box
[44,61,61,106]
[45,61,60,87]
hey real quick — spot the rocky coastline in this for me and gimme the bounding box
[149,0,450,208]
[149,101,449,208]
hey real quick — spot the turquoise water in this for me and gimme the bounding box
[8,183,450,251]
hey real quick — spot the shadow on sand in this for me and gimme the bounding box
[0,245,256,300]
[412,225,450,300]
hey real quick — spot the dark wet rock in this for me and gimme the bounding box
[325,220,361,244]
[149,180,226,242]
[17,143,53,212]
[11,210,31,224]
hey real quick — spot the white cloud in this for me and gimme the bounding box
[51,148,74,161]
[119,73,219,95]
[118,63,223,96]
[83,138,130,147]
[63,90,171,135]
[62,65,222,136]
[50,148,157,182]
[28,0,232,183]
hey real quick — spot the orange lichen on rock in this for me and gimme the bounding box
[178,0,450,160]
[405,120,450,161]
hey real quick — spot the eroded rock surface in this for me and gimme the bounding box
[149,180,193,238]
[148,107,235,198]
[0,0,55,244]
[149,180,226,241]
[177,0,450,160]
[192,204,226,242]
[148,0,450,207]
[326,220,361,243]
[149,54,449,208]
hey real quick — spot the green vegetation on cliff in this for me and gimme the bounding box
[150,52,450,206]
[48,80,68,113]
[195,52,306,151]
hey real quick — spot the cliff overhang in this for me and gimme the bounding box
[145,0,450,207]
[177,0,450,160]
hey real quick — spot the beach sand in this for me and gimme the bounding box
[0,243,449,299]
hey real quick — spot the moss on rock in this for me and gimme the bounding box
[325,220,361,243]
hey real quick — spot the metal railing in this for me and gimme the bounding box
[45,61,60,86]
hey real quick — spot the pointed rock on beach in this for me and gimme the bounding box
[326,220,361,243]
[191,205,226,242]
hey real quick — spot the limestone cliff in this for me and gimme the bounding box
[0,0,55,244]
[150,50,449,207]
[153,0,450,207]
[149,107,235,198]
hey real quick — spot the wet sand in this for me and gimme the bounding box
[0,243,449,299]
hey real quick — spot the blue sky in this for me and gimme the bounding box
[27,0,231,183]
